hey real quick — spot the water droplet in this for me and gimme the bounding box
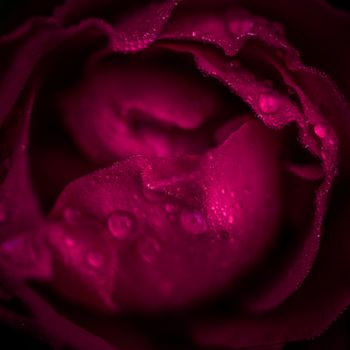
[108,212,134,239]
[87,252,104,268]
[64,236,76,248]
[139,238,161,263]
[228,215,235,224]
[180,208,207,235]
[228,18,253,36]
[258,91,280,114]
[0,202,7,222]
[164,202,178,213]
[314,123,328,138]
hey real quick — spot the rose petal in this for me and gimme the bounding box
[0,86,43,242]
[193,192,350,348]
[153,3,347,347]
[241,0,350,99]
[48,119,280,312]
[58,51,225,162]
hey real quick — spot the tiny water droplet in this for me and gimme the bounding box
[228,215,235,224]
[143,185,164,202]
[258,91,280,114]
[108,212,134,239]
[87,252,104,268]
[314,123,328,138]
[229,60,241,69]
[139,238,161,263]
[0,202,7,222]
[180,208,207,235]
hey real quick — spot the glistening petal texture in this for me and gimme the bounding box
[47,120,280,312]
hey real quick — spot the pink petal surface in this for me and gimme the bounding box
[58,51,224,163]
[47,119,280,312]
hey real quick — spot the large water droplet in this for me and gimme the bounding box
[258,91,280,114]
[314,123,328,138]
[87,252,104,268]
[108,212,134,239]
[180,208,207,235]
[139,238,161,263]
[64,236,76,248]
[0,202,7,223]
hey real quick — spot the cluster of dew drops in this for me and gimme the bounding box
[59,195,210,272]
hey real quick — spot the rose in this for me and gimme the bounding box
[0,0,350,349]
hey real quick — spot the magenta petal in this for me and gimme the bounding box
[47,119,280,312]
[0,0,180,125]
[55,0,180,53]
[0,87,43,242]
[58,54,223,162]
[193,197,350,348]
[241,0,350,99]
[157,3,344,346]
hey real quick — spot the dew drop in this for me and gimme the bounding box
[180,208,207,235]
[108,212,134,239]
[314,123,328,138]
[87,252,104,268]
[258,91,280,114]
[143,185,164,202]
[228,215,235,224]
[229,60,241,69]
[139,238,161,263]
[0,202,7,223]
[64,236,76,248]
